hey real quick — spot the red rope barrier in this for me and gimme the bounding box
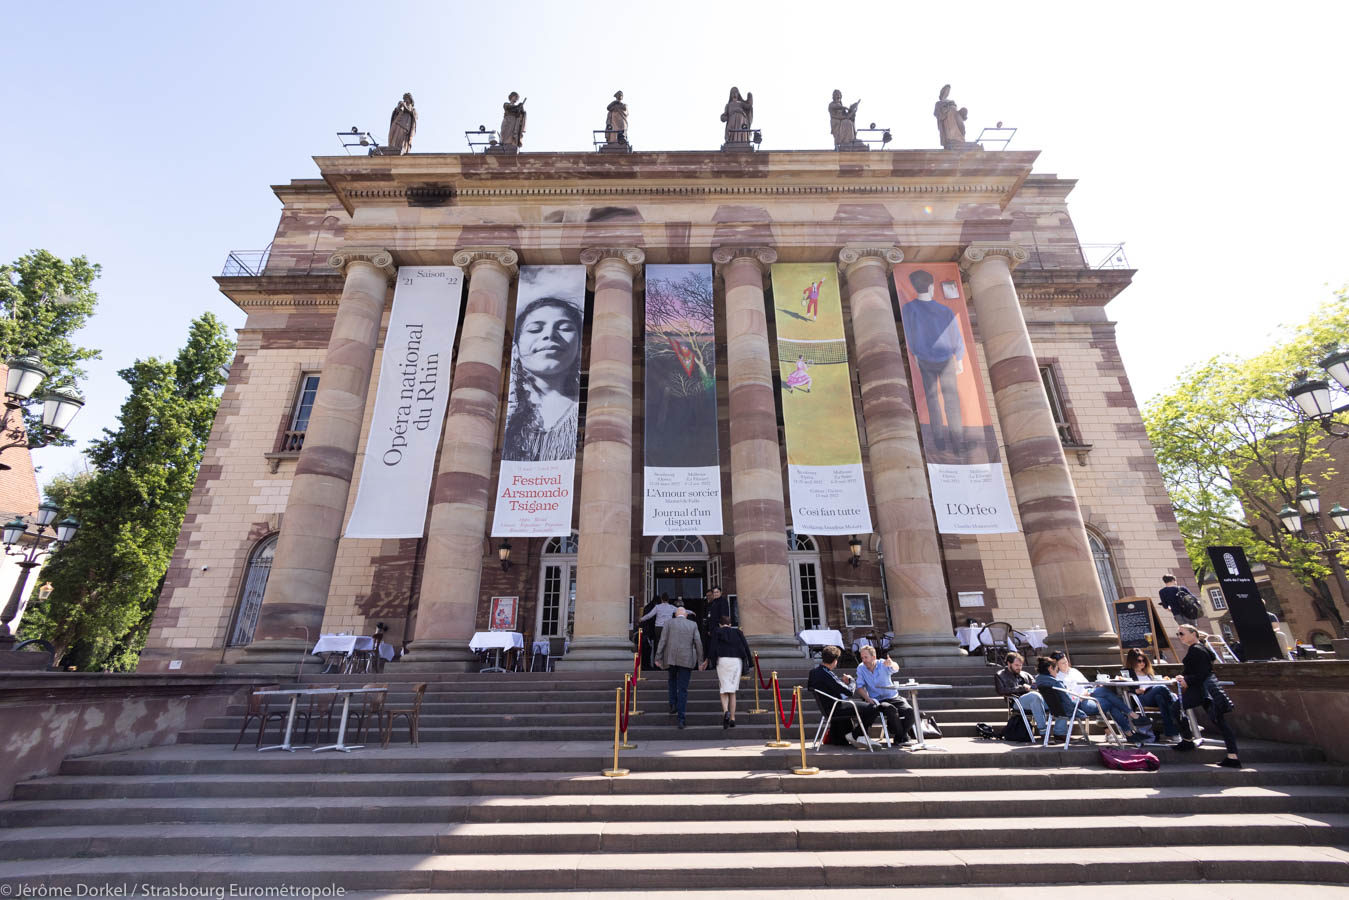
[633,652,641,683]
[774,676,799,730]
[753,653,771,689]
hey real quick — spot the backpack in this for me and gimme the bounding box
[1100,746,1160,771]
[1174,588,1202,620]
[997,715,1033,743]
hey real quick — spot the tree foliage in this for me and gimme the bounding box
[0,250,101,446]
[19,314,234,669]
[1143,289,1349,637]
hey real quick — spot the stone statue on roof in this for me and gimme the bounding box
[830,90,865,151]
[500,92,527,150]
[387,93,417,155]
[934,84,978,150]
[605,91,628,145]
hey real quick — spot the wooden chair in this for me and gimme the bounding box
[232,684,284,750]
[382,682,428,748]
[300,690,339,744]
[348,683,389,743]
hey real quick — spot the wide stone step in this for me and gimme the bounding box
[15,763,1346,801]
[4,785,1346,827]
[5,813,1346,859]
[220,696,1007,715]
[2,845,1347,890]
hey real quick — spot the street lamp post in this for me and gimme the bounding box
[0,354,84,469]
[1278,489,1349,638]
[0,501,78,649]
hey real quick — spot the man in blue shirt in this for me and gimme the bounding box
[900,269,965,455]
[854,645,918,745]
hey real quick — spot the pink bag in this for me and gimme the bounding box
[1100,746,1160,771]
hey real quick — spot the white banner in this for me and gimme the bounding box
[491,265,588,537]
[644,465,722,535]
[346,266,464,538]
[927,463,1019,534]
[788,463,873,536]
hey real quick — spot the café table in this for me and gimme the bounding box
[892,682,951,751]
[312,686,388,752]
[1090,677,1233,746]
[797,629,844,655]
[530,638,569,671]
[254,686,389,753]
[311,634,375,673]
[470,631,524,672]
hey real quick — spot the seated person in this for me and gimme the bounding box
[995,651,1052,736]
[1030,657,1073,736]
[1124,647,1186,744]
[1051,651,1148,743]
[807,645,878,749]
[854,645,918,745]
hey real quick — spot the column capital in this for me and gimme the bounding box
[711,246,778,270]
[578,246,645,269]
[838,245,904,272]
[959,242,1030,273]
[326,248,396,281]
[452,247,519,275]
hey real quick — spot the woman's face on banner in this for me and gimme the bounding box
[517,303,579,379]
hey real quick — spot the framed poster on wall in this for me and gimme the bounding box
[842,593,873,628]
[489,596,519,632]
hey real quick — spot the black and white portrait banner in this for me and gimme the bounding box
[346,266,464,538]
[491,265,588,537]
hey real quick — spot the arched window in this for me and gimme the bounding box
[1087,530,1121,607]
[543,533,579,555]
[788,532,818,553]
[653,535,707,555]
[228,534,277,647]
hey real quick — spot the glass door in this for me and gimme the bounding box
[792,559,823,631]
[537,561,577,639]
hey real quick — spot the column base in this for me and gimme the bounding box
[398,640,478,672]
[553,636,636,671]
[889,631,967,665]
[217,638,313,676]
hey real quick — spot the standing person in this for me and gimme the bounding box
[702,585,731,650]
[854,645,918,745]
[654,607,704,729]
[707,615,752,729]
[639,593,677,662]
[1175,625,1241,766]
[1158,574,1201,627]
[900,269,965,454]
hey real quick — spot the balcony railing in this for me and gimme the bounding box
[1022,237,1130,271]
[221,249,271,277]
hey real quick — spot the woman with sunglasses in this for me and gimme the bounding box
[1175,625,1241,766]
[1123,648,1186,744]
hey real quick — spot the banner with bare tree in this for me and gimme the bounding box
[643,264,723,535]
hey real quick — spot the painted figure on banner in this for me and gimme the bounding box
[387,93,417,155]
[802,278,824,321]
[900,269,966,456]
[934,84,972,149]
[502,273,584,462]
[721,87,754,144]
[829,90,860,149]
[605,91,628,144]
[500,92,527,148]
[644,265,718,468]
[784,356,812,393]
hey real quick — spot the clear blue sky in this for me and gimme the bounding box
[4,1,1347,489]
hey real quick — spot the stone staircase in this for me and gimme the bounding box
[2,667,1348,892]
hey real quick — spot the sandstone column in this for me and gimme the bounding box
[242,248,395,669]
[557,247,645,669]
[839,246,960,661]
[960,242,1118,661]
[406,248,518,670]
[712,246,801,662]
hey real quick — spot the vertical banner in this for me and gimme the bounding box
[1207,545,1282,660]
[643,264,722,535]
[346,266,464,538]
[769,263,873,535]
[894,262,1017,534]
[491,265,588,537]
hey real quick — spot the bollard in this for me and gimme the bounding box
[619,674,637,749]
[791,685,819,775]
[602,686,630,777]
[764,671,791,748]
[747,653,768,714]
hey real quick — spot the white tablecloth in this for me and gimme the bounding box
[1021,628,1049,649]
[312,634,372,655]
[470,631,524,652]
[531,639,570,656]
[851,637,874,653]
[797,629,844,648]
[956,626,1049,650]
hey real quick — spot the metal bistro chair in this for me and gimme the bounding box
[232,684,285,750]
[546,636,567,672]
[1037,684,1124,748]
[811,688,890,751]
[1006,694,1043,743]
[382,682,428,748]
[977,622,1014,665]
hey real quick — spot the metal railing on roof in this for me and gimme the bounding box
[1022,236,1130,271]
[221,248,271,277]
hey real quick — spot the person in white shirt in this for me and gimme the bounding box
[640,593,677,655]
[1053,650,1148,744]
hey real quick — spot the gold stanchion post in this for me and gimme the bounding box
[619,675,637,749]
[791,685,819,775]
[628,664,643,716]
[747,653,767,714]
[635,650,647,682]
[602,686,630,777]
[764,671,791,748]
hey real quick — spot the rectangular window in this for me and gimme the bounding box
[1207,587,1228,611]
[280,373,319,452]
[1039,365,1078,445]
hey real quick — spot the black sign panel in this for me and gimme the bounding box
[1207,545,1282,661]
[1114,599,1155,650]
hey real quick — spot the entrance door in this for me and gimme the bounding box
[653,561,707,620]
[537,560,577,639]
[788,532,824,632]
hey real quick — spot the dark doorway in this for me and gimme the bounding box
[654,560,708,622]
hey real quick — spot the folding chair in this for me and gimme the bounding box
[1037,684,1123,748]
[1006,694,1042,742]
[811,689,889,751]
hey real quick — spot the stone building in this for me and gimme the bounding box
[137,146,1192,674]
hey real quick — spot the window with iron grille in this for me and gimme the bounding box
[1039,365,1078,445]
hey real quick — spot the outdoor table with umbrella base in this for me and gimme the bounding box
[253,687,388,752]
[891,682,951,750]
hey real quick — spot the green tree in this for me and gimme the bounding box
[0,250,101,447]
[1144,290,1349,637]
[19,314,234,668]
